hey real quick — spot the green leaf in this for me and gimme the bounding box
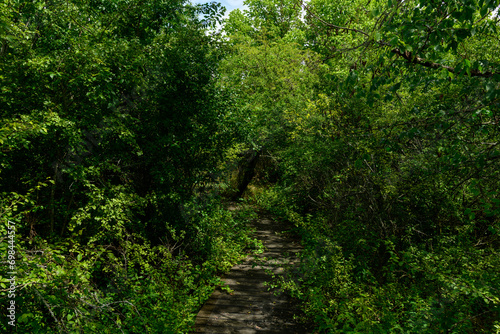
[480,5,488,17]
[485,83,495,92]
[390,82,401,92]
[18,313,32,323]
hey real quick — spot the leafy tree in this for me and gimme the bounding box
[224,0,305,43]
[247,0,500,332]
[0,1,249,332]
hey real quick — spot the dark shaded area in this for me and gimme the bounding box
[233,149,261,200]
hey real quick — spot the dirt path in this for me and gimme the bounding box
[194,210,310,333]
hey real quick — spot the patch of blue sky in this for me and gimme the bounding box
[191,0,246,13]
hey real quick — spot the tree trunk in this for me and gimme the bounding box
[232,149,261,200]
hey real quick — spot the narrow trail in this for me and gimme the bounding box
[194,208,310,333]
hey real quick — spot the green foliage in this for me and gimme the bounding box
[1,195,255,333]
[0,0,252,332]
[224,0,304,42]
[1,0,499,332]
[219,37,324,152]
[256,182,500,332]
[224,0,500,332]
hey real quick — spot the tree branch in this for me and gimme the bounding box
[390,48,496,77]
[301,1,370,37]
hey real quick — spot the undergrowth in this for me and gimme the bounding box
[0,196,259,333]
[253,186,500,333]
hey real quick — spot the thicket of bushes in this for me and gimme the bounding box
[0,1,257,332]
[220,0,500,331]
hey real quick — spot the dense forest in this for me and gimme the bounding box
[1,0,499,332]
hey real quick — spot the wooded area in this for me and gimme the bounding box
[1,0,499,332]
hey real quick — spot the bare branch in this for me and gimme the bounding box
[390,48,496,77]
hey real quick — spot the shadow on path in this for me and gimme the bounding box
[194,208,310,333]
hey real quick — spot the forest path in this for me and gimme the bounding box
[193,206,310,333]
